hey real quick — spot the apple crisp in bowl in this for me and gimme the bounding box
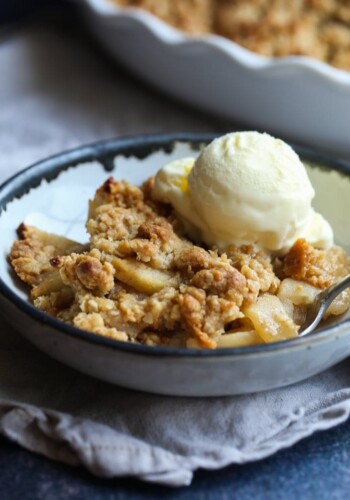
[3,132,350,395]
[8,132,350,350]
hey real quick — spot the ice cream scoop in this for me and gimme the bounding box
[152,132,333,253]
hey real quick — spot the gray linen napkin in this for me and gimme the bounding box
[2,16,350,488]
[2,322,350,486]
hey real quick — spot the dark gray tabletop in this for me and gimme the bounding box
[2,419,350,500]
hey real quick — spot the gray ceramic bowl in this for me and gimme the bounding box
[1,133,350,397]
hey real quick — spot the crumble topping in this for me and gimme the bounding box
[113,0,350,71]
[9,177,350,348]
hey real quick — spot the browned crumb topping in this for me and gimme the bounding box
[115,0,214,34]
[9,177,350,348]
[52,252,115,295]
[281,238,349,288]
[112,0,350,71]
[10,224,86,286]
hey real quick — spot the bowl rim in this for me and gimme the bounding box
[82,0,350,87]
[1,131,350,358]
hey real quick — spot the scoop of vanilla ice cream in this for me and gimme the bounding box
[152,157,205,241]
[153,132,333,253]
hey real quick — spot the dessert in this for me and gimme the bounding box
[153,132,332,252]
[112,0,350,71]
[9,132,350,349]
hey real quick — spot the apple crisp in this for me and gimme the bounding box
[113,0,350,71]
[9,176,350,349]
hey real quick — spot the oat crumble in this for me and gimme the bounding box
[113,0,350,71]
[9,177,350,348]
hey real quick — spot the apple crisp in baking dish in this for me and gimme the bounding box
[113,0,350,71]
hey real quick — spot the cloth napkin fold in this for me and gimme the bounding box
[2,322,350,486]
[2,16,350,488]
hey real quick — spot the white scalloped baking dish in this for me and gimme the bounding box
[80,0,350,158]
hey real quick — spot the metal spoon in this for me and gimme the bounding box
[299,274,350,336]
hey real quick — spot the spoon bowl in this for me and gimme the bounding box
[299,274,350,337]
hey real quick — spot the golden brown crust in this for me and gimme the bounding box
[112,0,350,70]
[189,266,246,295]
[115,0,215,34]
[9,224,85,286]
[53,252,115,295]
[227,244,280,303]
[9,179,350,348]
[281,238,350,288]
